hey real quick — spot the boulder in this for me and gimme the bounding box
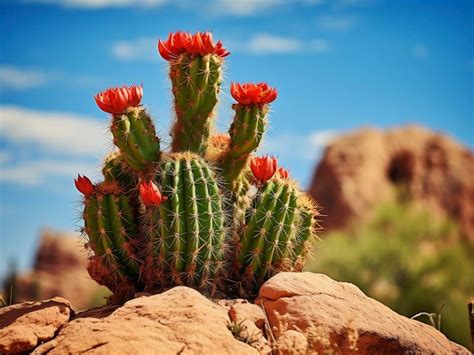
[33,287,258,354]
[0,297,72,354]
[257,272,470,354]
[2,273,469,354]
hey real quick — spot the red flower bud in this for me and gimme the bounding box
[231,82,277,106]
[74,175,94,196]
[139,181,166,206]
[277,167,289,179]
[250,156,278,183]
[158,32,229,61]
[94,85,143,114]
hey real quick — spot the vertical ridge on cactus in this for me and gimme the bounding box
[76,31,319,301]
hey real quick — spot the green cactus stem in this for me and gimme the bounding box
[111,107,161,172]
[236,180,296,279]
[223,104,269,186]
[83,181,141,283]
[168,54,224,156]
[145,153,227,289]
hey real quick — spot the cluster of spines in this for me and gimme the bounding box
[75,31,319,299]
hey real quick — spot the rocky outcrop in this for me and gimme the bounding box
[1,273,469,354]
[309,126,474,242]
[257,272,470,354]
[0,297,72,354]
[33,287,258,355]
[11,229,103,309]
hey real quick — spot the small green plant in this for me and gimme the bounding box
[75,31,319,300]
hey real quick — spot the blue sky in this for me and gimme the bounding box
[0,0,473,278]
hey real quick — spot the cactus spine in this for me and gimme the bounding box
[77,32,319,300]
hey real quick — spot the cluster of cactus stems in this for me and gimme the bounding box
[75,31,319,300]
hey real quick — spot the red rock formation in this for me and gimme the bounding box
[309,126,474,242]
[12,230,104,310]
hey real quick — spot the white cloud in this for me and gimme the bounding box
[26,0,168,9]
[310,130,337,146]
[0,106,109,156]
[412,44,429,60]
[209,0,285,16]
[0,151,11,165]
[0,66,49,89]
[230,34,329,55]
[26,0,325,14]
[317,15,360,31]
[111,38,157,61]
[0,65,106,90]
[0,159,98,185]
[261,130,337,161]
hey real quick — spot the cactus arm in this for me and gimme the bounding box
[170,55,223,156]
[111,108,161,172]
[223,105,268,185]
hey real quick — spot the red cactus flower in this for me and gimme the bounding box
[277,167,289,179]
[94,85,143,114]
[158,31,229,61]
[250,156,278,183]
[74,175,94,196]
[139,181,166,206]
[230,82,277,106]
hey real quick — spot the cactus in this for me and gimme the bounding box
[75,31,319,300]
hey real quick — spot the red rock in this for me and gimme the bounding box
[0,297,72,354]
[13,230,104,310]
[257,272,470,354]
[33,287,258,355]
[309,126,474,243]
